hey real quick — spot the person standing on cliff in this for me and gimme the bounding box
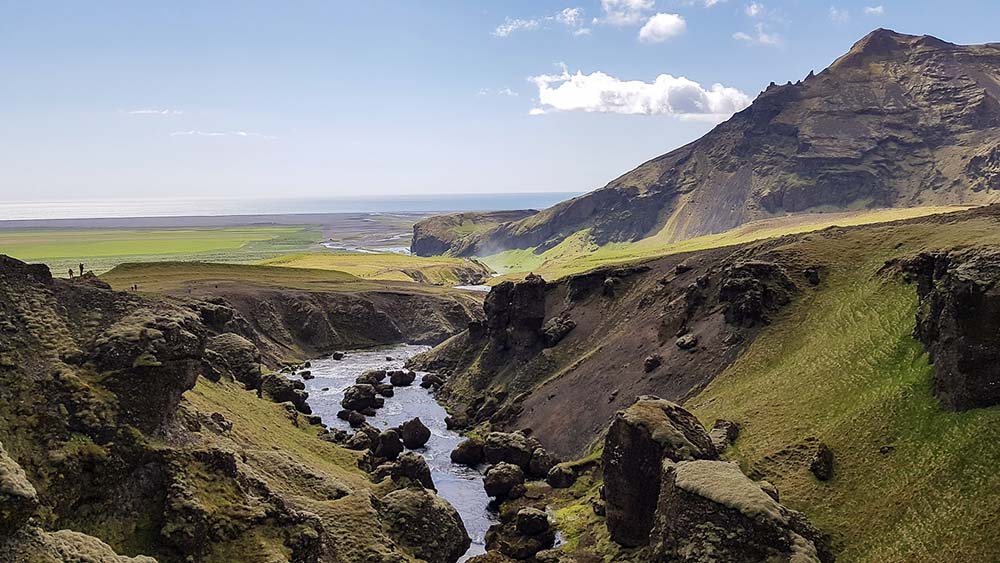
[79,263,84,276]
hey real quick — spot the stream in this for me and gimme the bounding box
[296,343,495,561]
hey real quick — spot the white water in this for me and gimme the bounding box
[293,344,495,560]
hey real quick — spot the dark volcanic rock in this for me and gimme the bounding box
[260,373,312,415]
[341,384,377,411]
[389,370,417,386]
[651,460,832,562]
[602,396,718,547]
[484,507,556,560]
[204,332,261,388]
[541,316,576,347]
[399,417,432,449]
[380,487,471,563]
[484,432,534,470]
[451,437,485,466]
[527,448,558,479]
[374,451,435,490]
[810,443,835,481]
[483,274,547,354]
[484,462,525,500]
[374,429,405,461]
[0,441,38,536]
[546,464,576,489]
[719,261,797,327]
[902,250,1000,410]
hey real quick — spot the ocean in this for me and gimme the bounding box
[0,192,581,222]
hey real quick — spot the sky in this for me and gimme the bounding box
[1,0,999,203]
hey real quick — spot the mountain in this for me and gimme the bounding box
[448,29,1000,257]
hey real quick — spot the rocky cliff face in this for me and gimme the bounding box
[0,255,474,563]
[900,249,1000,410]
[440,29,1000,257]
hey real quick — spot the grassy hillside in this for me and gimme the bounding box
[1,226,321,275]
[479,206,971,282]
[685,230,1000,562]
[260,252,491,285]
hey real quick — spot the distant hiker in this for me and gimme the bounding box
[67,269,74,279]
[79,263,84,276]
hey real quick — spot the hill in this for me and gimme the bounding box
[413,204,1000,562]
[444,29,1000,258]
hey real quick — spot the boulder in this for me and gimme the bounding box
[332,351,345,360]
[340,384,376,411]
[542,316,576,347]
[484,432,533,470]
[675,334,698,350]
[375,383,395,397]
[204,332,260,388]
[374,451,435,490]
[260,373,312,414]
[445,413,469,430]
[484,462,525,500]
[400,417,432,449]
[0,441,38,535]
[374,429,404,461]
[719,261,797,328]
[379,488,471,563]
[708,419,740,453]
[650,460,832,562]
[546,464,575,489]
[336,409,366,427]
[643,354,662,373]
[299,370,314,380]
[356,369,386,385]
[485,508,556,560]
[451,437,485,466]
[390,370,417,386]
[527,448,557,479]
[810,443,834,481]
[516,507,550,536]
[602,396,717,547]
[421,373,445,389]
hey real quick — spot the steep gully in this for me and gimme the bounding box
[293,344,496,561]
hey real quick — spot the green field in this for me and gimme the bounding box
[0,226,322,276]
[260,252,491,285]
[479,206,972,282]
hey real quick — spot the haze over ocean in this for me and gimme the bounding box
[1,192,580,221]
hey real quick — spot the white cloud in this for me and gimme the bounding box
[864,5,884,15]
[498,88,519,97]
[597,0,655,26]
[493,7,588,37]
[493,17,540,37]
[703,0,726,6]
[170,130,276,140]
[528,64,750,121]
[638,13,686,43]
[733,23,782,46]
[745,2,763,17]
[829,6,850,23]
[126,108,183,116]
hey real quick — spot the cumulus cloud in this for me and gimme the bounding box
[703,0,726,6]
[596,0,655,26]
[638,13,686,43]
[528,64,750,121]
[126,108,183,115]
[170,130,276,140]
[829,6,850,23]
[733,23,782,46]
[864,5,884,15]
[745,2,763,17]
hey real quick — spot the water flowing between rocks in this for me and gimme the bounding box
[298,343,495,561]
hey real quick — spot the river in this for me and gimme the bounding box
[296,343,495,561]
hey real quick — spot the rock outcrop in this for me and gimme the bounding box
[901,250,1000,410]
[379,488,471,563]
[651,460,832,562]
[602,397,718,547]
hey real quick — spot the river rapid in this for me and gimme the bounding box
[296,343,495,561]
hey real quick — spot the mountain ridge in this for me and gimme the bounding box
[439,29,1000,258]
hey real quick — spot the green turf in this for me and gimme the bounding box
[0,226,322,276]
[686,243,1000,562]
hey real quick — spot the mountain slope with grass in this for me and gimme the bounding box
[416,204,1000,562]
[441,29,1000,259]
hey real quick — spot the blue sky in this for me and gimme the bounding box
[1,1,997,202]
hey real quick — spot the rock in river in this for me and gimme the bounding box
[380,487,471,563]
